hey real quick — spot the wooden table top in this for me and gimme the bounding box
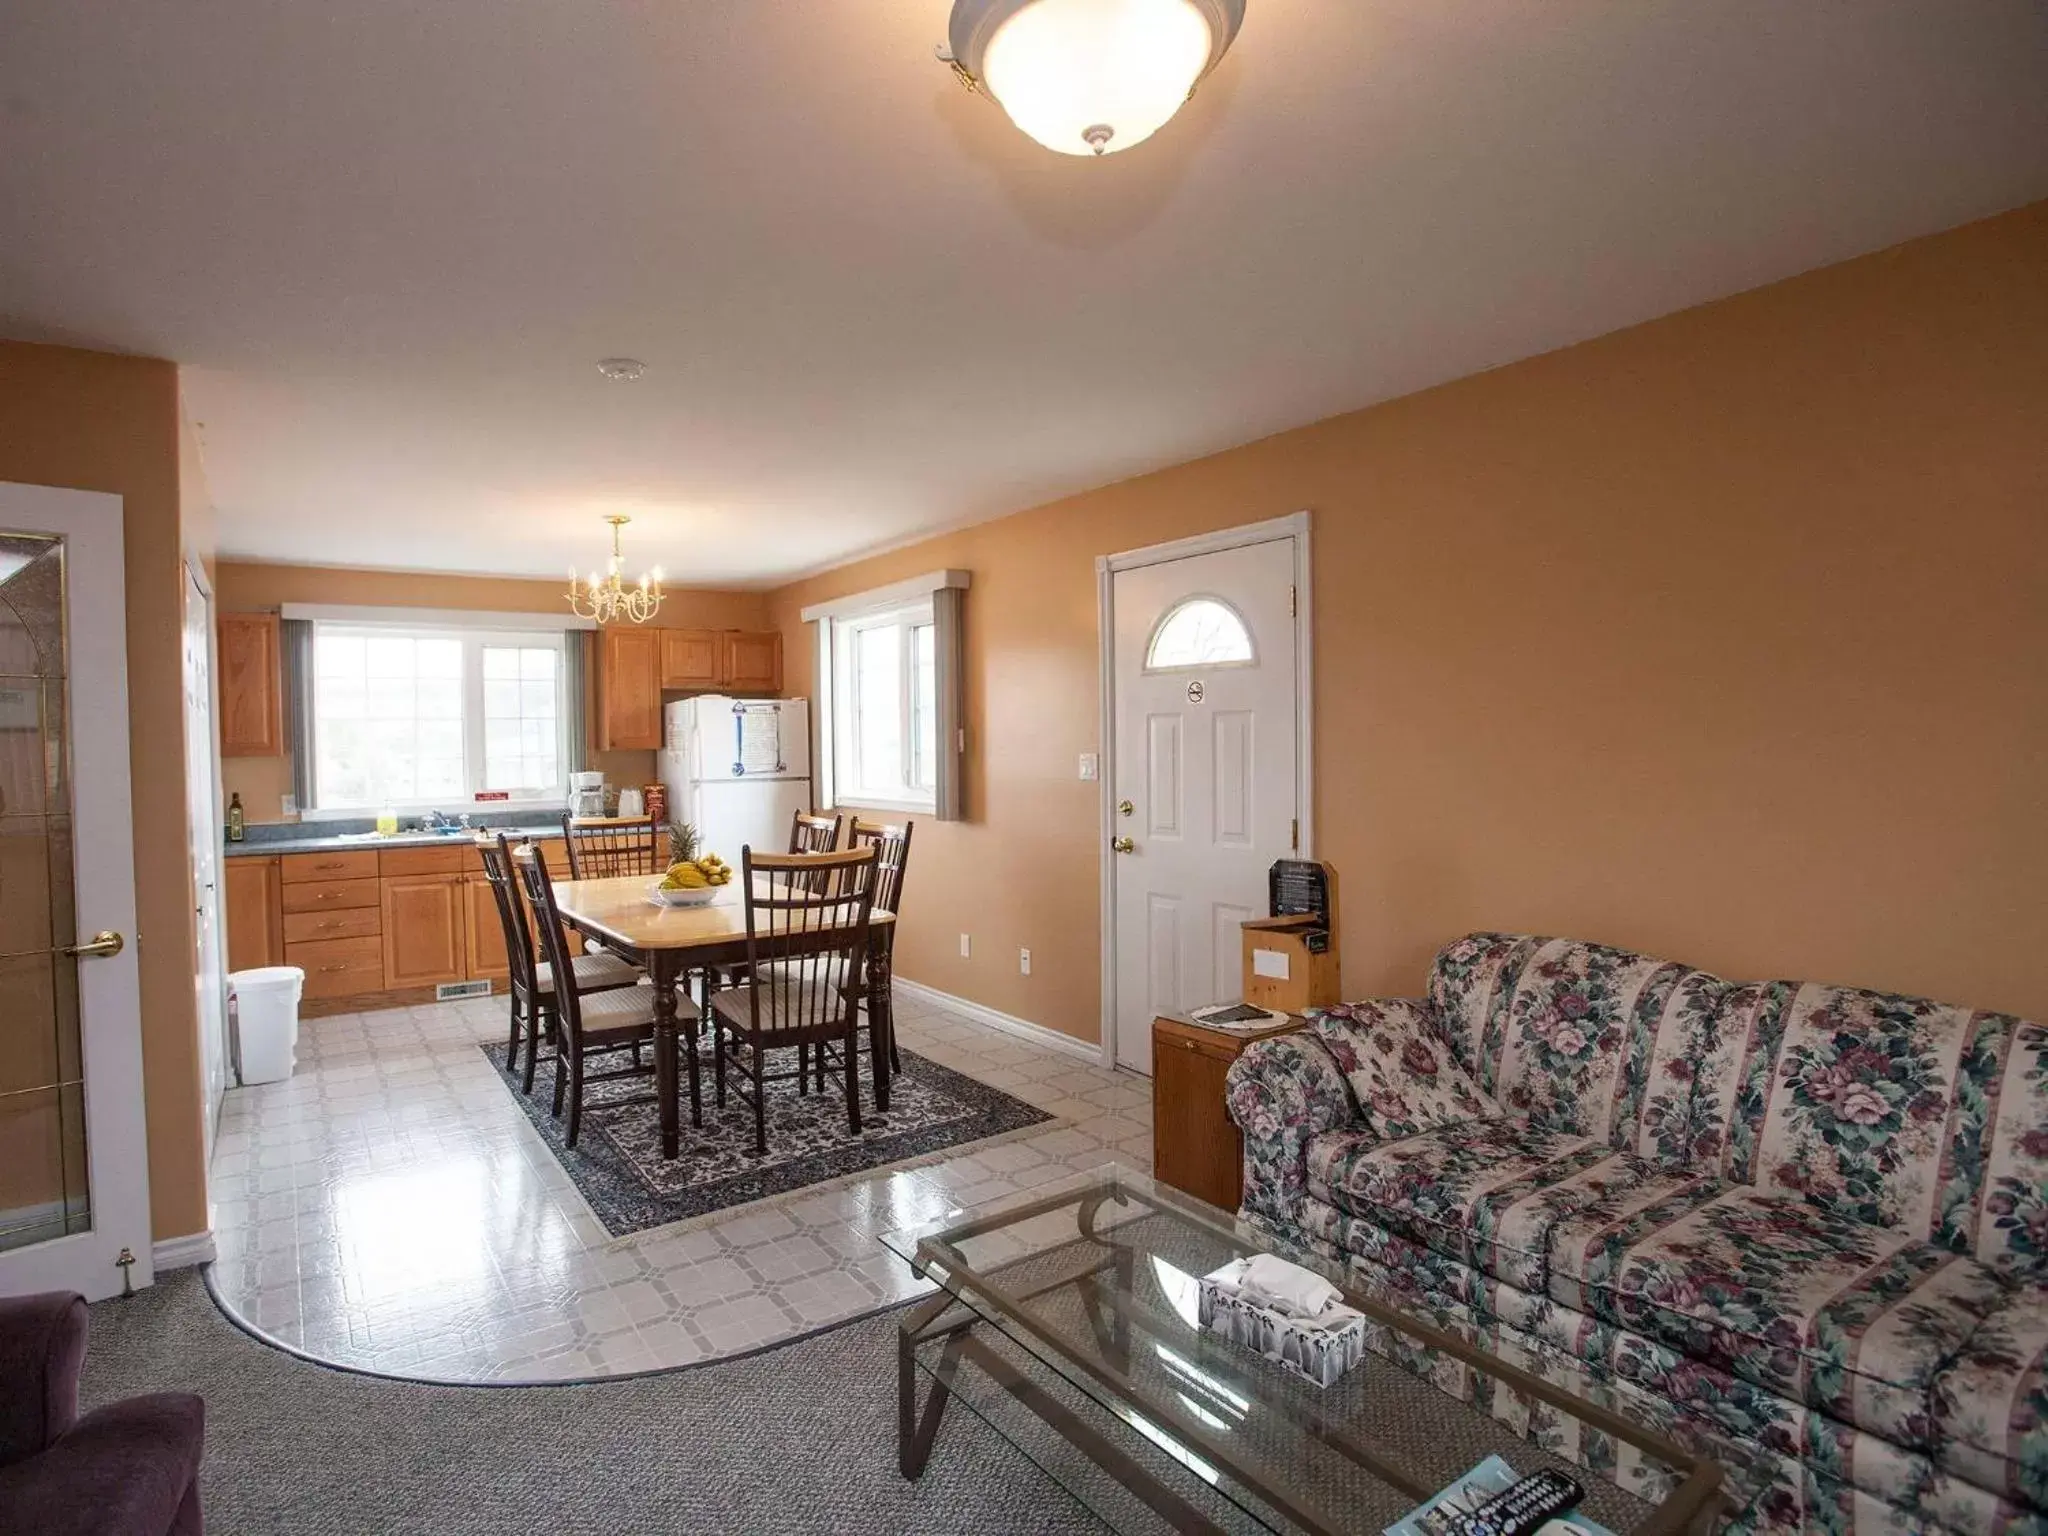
[550,874,896,954]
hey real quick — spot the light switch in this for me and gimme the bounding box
[1078,753,1098,781]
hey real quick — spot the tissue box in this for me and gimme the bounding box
[1198,1260,1367,1389]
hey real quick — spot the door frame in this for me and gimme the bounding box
[182,554,232,1149]
[1094,511,1314,1072]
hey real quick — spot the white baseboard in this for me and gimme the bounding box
[893,978,1102,1063]
[152,1229,216,1271]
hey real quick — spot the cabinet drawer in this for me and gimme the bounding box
[287,936,384,999]
[283,907,382,944]
[379,845,468,876]
[280,876,381,914]
[1153,1023,1241,1064]
[281,849,379,883]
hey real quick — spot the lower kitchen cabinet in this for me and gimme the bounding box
[296,936,385,1001]
[223,857,283,971]
[381,873,468,990]
[463,874,511,983]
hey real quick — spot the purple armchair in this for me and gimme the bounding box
[0,1292,204,1535]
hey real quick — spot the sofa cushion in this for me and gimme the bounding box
[1307,1000,1498,1142]
[0,1393,204,1536]
[1575,1185,2048,1492]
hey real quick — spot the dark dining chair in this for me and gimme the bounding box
[847,817,913,1078]
[710,846,877,1157]
[788,810,843,854]
[480,835,641,1094]
[561,813,665,878]
[514,844,702,1147]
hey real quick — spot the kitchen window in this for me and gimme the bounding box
[805,571,967,821]
[307,622,569,810]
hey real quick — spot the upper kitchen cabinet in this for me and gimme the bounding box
[599,626,663,749]
[721,631,782,695]
[659,629,721,691]
[218,612,283,757]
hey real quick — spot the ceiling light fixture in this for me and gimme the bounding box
[567,515,664,624]
[940,0,1245,157]
[596,357,646,382]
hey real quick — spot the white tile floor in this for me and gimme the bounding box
[207,987,1154,1382]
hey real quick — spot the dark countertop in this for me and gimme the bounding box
[222,824,568,857]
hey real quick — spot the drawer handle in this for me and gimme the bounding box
[315,861,345,870]
[319,963,353,973]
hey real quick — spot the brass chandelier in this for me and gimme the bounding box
[567,515,664,624]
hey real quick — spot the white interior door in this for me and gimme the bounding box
[0,481,150,1302]
[1110,536,1300,1075]
[183,562,229,1154]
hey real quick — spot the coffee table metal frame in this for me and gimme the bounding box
[895,1167,1736,1536]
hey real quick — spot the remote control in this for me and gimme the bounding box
[1446,1468,1584,1536]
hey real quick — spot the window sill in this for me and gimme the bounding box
[300,799,568,823]
[829,794,935,817]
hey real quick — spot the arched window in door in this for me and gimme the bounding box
[1144,596,1254,670]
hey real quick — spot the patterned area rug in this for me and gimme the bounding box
[482,1041,1053,1237]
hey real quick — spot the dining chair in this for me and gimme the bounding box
[710,847,878,1157]
[561,813,665,878]
[514,844,703,1148]
[847,817,913,1079]
[788,810,844,854]
[480,835,642,1093]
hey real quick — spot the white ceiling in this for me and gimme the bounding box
[4,2,2045,586]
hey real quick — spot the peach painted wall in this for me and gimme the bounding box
[0,339,212,1242]
[214,562,771,822]
[768,202,2048,1043]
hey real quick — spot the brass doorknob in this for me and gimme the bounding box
[66,930,125,960]
[1111,836,1135,854]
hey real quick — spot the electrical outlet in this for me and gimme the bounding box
[280,793,297,816]
[1019,947,1031,976]
[1078,753,1099,782]
[959,933,972,959]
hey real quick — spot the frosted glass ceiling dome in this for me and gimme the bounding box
[946,0,1247,157]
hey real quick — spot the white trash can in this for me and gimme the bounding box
[229,966,305,1085]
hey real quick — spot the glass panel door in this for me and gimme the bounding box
[0,532,88,1253]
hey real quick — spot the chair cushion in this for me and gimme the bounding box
[711,977,859,1034]
[534,951,641,995]
[1306,1001,1498,1142]
[574,985,697,1038]
[0,1393,204,1536]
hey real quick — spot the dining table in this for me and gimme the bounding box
[547,874,898,1158]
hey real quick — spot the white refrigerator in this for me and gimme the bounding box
[658,696,813,864]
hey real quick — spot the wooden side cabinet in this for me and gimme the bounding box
[218,613,283,757]
[1151,1014,1302,1213]
[462,874,511,984]
[600,626,663,749]
[223,857,284,971]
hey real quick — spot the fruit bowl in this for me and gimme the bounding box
[647,882,720,908]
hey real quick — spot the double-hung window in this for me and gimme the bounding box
[831,602,937,811]
[806,570,967,820]
[308,622,569,810]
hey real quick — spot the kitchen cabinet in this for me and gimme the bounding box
[599,627,663,749]
[380,874,467,990]
[721,631,782,694]
[463,875,511,984]
[223,857,284,971]
[218,613,283,757]
[659,629,721,691]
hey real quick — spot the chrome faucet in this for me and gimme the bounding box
[417,809,450,831]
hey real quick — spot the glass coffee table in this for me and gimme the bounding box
[883,1166,1762,1535]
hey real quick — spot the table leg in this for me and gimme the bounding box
[652,950,680,1158]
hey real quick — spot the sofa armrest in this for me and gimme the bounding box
[0,1293,86,1468]
[1224,1032,1357,1221]
[0,1393,205,1536]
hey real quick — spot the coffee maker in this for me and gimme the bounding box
[568,771,606,818]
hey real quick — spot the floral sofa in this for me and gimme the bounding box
[1224,933,2048,1536]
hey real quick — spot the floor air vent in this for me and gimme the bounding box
[438,980,493,1001]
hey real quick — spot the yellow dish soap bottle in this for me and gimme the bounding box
[376,804,398,837]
